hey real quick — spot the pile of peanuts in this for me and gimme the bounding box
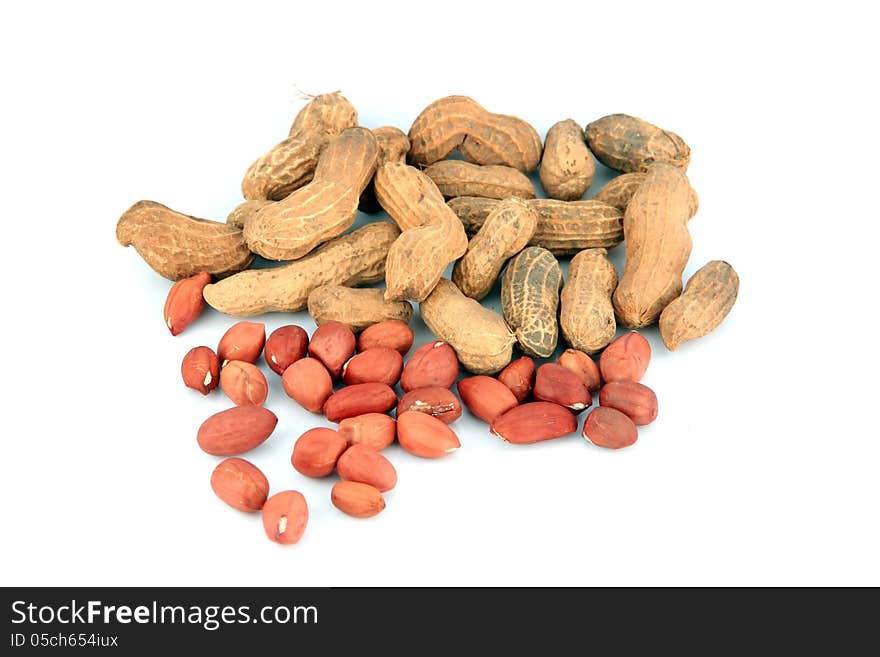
[181,312,656,545]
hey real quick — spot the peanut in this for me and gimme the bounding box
[374,162,468,301]
[242,92,357,201]
[501,247,562,358]
[357,320,414,355]
[203,222,398,317]
[226,199,273,230]
[599,381,658,426]
[244,127,379,260]
[400,341,459,392]
[396,411,461,458]
[497,356,536,402]
[343,347,404,387]
[264,325,308,375]
[582,407,638,449]
[419,279,516,375]
[219,360,268,407]
[397,386,462,424]
[210,458,269,512]
[424,160,535,200]
[262,490,309,545]
[539,119,595,200]
[594,172,699,219]
[559,248,618,354]
[308,321,356,379]
[308,285,413,332]
[457,376,519,423]
[338,413,397,451]
[659,260,739,351]
[337,444,397,492]
[360,126,411,213]
[282,358,333,413]
[599,332,651,383]
[217,321,266,365]
[613,162,693,327]
[116,201,253,280]
[164,272,210,335]
[584,113,690,172]
[451,197,537,300]
[448,196,623,255]
[408,95,542,171]
[556,349,601,393]
[291,427,348,478]
[533,363,591,412]
[181,346,220,395]
[323,383,398,423]
[490,402,577,444]
[331,481,385,518]
[197,406,278,456]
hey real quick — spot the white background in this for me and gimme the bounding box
[1,1,877,586]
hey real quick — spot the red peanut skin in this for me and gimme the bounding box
[557,349,602,393]
[217,321,266,365]
[357,320,414,355]
[582,406,638,449]
[164,271,210,336]
[262,491,308,545]
[291,427,348,477]
[396,411,461,458]
[197,406,278,456]
[599,332,651,383]
[400,341,459,392]
[342,347,404,386]
[338,413,397,450]
[533,363,591,411]
[497,356,535,402]
[397,386,462,424]
[331,481,386,518]
[219,360,268,406]
[457,376,519,423]
[210,458,269,512]
[490,402,577,444]
[599,381,658,425]
[264,325,308,375]
[336,444,398,491]
[323,383,398,422]
[181,346,220,395]
[282,358,333,413]
[308,321,356,379]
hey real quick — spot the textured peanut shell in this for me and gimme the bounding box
[424,160,535,200]
[307,285,413,331]
[560,248,618,353]
[584,114,690,173]
[501,247,563,358]
[408,95,542,172]
[594,172,699,219]
[659,260,739,350]
[241,93,358,201]
[203,222,399,317]
[244,128,378,260]
[420,279,516,375]
[448,196,623,254]
[539,119,595,200]
[375,162,468,301]
[226,199,274,230]
[613,163,693,328]
[116,201,254,281]
[452,198,537,299]
[360,127,411,213]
